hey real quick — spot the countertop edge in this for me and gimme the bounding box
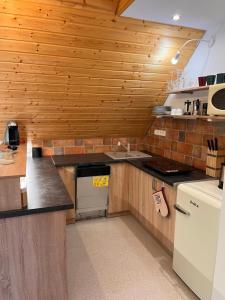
[0,157,74,220]
[127,160,212,186]
[0,203,74,219]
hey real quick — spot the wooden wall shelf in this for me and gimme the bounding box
[167,86,209,94]
[154,115,225,122]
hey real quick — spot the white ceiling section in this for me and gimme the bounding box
[123,0,225,30]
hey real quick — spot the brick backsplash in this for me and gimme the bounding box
[32,119,225,171]
[32,137,144,157]
[143,118,225,170]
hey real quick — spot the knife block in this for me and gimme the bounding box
[206,150,225,178]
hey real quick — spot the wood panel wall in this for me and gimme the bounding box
[0,0,204,139]
[116,0,135,15]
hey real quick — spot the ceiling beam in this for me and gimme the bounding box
[116,0,135,15]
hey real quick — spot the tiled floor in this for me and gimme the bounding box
[67,215,198,300]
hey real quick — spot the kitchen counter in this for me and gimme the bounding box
[0,152,72,298]
[52,152,115,167]
[0,157,73,219]
[51,152,211,186]
[128,158,211,186]
[0,144,27,178]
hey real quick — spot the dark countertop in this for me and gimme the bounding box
[52,153,115,167]
[1,152,211,219]
[127,159,211,186]
[52,152,211,186]
[0,157,74,219]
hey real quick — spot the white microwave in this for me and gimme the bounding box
[207,83,225,115]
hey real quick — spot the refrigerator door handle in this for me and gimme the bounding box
[174,204,190,216]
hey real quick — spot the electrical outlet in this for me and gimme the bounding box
[160,130,166,137]
[154,129,166,137]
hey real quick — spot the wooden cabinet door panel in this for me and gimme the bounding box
[127,164,142,219]
[140,171,153,226]
[58,167,76,224]
[152,179,176,252]
[128,165,176,253]
[108,163,129,215]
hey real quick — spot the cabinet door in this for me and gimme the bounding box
[128,166,154,225]
[138,171,153,226]
[152,179,176,252]
[108,163,129,215]
[58,167,76,224]
[127,164,143,219]
[127,165,176,253]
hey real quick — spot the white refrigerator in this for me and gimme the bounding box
[173,180,222,300]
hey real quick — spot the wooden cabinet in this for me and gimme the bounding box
[127,164,153,225]
[143,175,176,252]
[150,177,177,253]
[127,165,176,254]
[107,163,129,216]
[108,163,176,252]
[0,211,68,299]
[58,167,76,224]
[127,164,143,219]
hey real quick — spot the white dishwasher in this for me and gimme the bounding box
[173,180,223,300]
[76,164,110,220]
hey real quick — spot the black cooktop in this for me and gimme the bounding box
[144,157,193,175]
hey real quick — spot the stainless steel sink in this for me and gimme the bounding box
[105,151,152,160]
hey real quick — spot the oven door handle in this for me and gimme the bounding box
[174,204,190,216]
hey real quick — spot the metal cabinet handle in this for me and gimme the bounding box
[174,204,190,216]
[152,178,157,192]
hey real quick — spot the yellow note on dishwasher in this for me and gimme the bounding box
[92,176,109,188]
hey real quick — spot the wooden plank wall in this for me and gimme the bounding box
[0,0,204,140]
[116,0,135,15]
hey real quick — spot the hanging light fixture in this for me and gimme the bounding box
[171,36,215,65]
[172,14,181,21]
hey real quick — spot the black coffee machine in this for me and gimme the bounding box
[4,121,20,150]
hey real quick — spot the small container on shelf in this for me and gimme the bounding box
[206,149,225,178]
[152,106,171,115]
[184,100,192,115]
[202,103,208,115]
[198,76,207,87]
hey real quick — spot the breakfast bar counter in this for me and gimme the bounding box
[0,146,73,300]
[0,157,73,219]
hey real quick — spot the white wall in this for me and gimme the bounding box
[124,0,225,31]
[165,21,225,109]
[185,23,225,78]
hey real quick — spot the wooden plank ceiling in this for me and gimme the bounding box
[116,0,135,15]
[0,0,204,140]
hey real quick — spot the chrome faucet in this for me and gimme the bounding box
[117,141,130,152]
